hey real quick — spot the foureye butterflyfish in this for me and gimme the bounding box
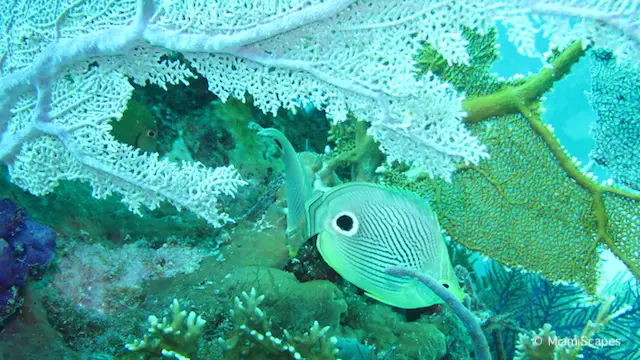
[305,182,465,309]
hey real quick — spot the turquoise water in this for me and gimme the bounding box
[492,25,599,179]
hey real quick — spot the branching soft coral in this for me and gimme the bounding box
[514,296,629,360]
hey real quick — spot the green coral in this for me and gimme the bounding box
[381,39,640,292]
[126,299,207,360]
[462,41,587,123]
[0,167,215,244]
[415,27,501,97]
[439,113,600,289]
[218,288,339,360]
[384,109,640,293]
[209,98,281,176]
[321,118,384,185]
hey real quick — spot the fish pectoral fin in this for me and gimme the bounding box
[415,281,447,307]
[364,286,442,309]
[364,291,393,306]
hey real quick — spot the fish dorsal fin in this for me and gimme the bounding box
[375,183,436,212]
[258,128,312,256]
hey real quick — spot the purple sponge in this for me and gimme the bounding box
[0,198,24,240]
[0,198,56,320]
[0,239,21,289]
[11,219,57,273]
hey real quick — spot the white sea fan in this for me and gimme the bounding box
[2,0,635,224]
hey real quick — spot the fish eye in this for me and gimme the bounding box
[442,283,450,288]
[332,211,359,236]
[337,215,353,231]
[146,129,157,138]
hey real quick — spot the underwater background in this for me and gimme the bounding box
[0,1,639,360]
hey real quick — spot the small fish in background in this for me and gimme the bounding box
[110,99,158,153]
[306,182,465,309]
